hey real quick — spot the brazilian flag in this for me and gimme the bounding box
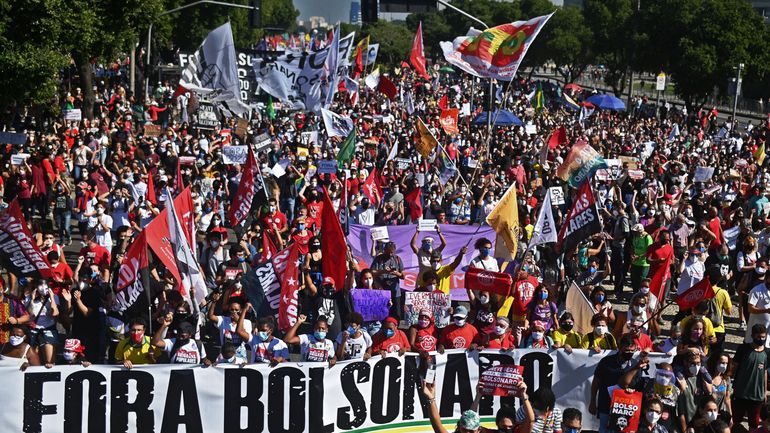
[535,83,545,112]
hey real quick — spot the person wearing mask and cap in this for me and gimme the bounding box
[481,316,518,350]
[611,201,631,297]
[438,306,479,351]
[61,339,91,366]
[284,314,336,366]
[371,241,405,319]
[371,316,410,357]
[114,318,160,369]
[520,320,553,349]
[470,238,499,272]
[630,223,653,294]
[408,309,439,354]
[153,315,210,365]
[411,225,447,284]
[304,275,343,338]
[589,335,641,433]
[676,351,713,433]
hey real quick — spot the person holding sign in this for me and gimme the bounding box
[411,226,447,285]
[284,314,336,366]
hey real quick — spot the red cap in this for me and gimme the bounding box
[64,339,85,353]
[323,276,336,287]
[384,317,399,326]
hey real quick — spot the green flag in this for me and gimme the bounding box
[337,129,356,168]
[267,95,276,120]
[535,83,545,112]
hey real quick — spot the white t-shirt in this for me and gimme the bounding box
[249,335,290,363]
[215,316,252,349]
[746,283,770,347]
[24,295,59,329]
[335,332,372,360]
[162,338,206,364]
[470,256,499,272]
[676,259,705,294]
[299,334,335,362]
[88,214,113,249]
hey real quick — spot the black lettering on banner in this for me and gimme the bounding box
[401,355,430,420]
[309,367,334,433]
[268,367,305,433]
[161,370,203,433]
[519,351,554,393]
[439,353,473,417]
[224,368,265,433]
[111,370,155,433]
[23,372,60,433]
[337,362,370,430]
[370,357,401,424]
[64,370,107,433]
[477,352,517,416]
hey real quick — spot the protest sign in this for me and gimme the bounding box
[596,159,622,181]
[144,124,163,137]
[234,118,249,139]
[222,145,248,164]
[179,156,197,166]
[253,133,272,153]
[418,219,438,232]
[370,226,389,241]
[480,365,524,396]
[618,155,639,169]
[301,131,318,146]
[318,160,338,174]
[63,109,82,122]
[0,131,27,145]
[693,166,714,182]
[609,388,643,433]
[627,169,645,180]
[525,123,537,135]
[270,163,286,178]
[10,153,30,165]
[2,349,671,433]
[724,225,740,250]
[405,291,451,328]
[549,187,565,205]
[395,158,412,170]
[465,268,513,296]
[351,289,391,322]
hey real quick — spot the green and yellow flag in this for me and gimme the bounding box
[534,83,544,112]
[337,128,356,168]
[755,142,765,166]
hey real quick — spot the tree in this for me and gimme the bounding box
[542,6,593,83]
[359,21,412,66]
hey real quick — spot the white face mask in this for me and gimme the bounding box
[226,355,238,364]
[364,278,374,288]
[63,352,77,362]
[426,284,437,292]
[431,262,441,270]
[454,318,466,327]
[595,325,608,336]
[640,286,650,295]
[496,326,507,335]
[633,305,645,314]
[532,331,544,341]
[9,336,24,346]
[717,363,727,374]
[645,411,661,425]
[706,411,718,422]
[478,295,489,305]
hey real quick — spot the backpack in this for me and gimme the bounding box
[706,289,722,327]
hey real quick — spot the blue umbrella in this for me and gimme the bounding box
[586,94,626,111]
[473,109,523,126]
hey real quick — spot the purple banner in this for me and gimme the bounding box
[351,288,391,322]
[347,223,497,300]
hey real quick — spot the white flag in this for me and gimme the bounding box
[179,22,248,117]
[365,67,381,89]
[365,44,379,66]
[565,281,596,336]
[528,189,557,248]
[323,26,340,108]
[321,108,354,138]
[404,91,415,115]
[345,76,359,106]
[387,140,398,160]
[165,188,207,307]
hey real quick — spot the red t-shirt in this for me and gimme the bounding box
[484,333,517,350]
[626,332,653,352]
[79,244,111,270]
[512,277,539,317]
[291,231,312,256]
[261,211,287,233]
[371,329,410,353]
[411,324,438,352]
[646,243,674,276]
[708,217,723,249]
[304,200,324,228]
[49,262,74,295]
[440,323,479,349]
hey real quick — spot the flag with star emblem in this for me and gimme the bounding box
[273,243,301,331]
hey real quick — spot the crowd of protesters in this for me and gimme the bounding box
[1,42,770,433]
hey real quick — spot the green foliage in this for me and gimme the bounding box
[542,6,593,82]
[359,21,413,66]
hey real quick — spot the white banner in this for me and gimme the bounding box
[221,145,248,164]
[2,349,671,433]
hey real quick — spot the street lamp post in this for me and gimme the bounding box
[732,63,744,130]
[144,0,258,98]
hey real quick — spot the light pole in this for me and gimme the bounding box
[144,0,258,98]
[732,62,744,130]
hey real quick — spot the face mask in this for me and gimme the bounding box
[238,257,246,263]
[688,364,701,376]
[633,305,645,314]
[532,332,544,341]
[621,351,635,361]
[43,239,53,247]
[91,271,99,280]
[259,331,270,341]
[38,285,49,297]
[706,411,718,422]
[757,267,767,275]
[314,331,327,340]
[656,373,672,386]
[212,219,221,226]
[131,332,144,344]
[63,352,77,362]
[211,241,220,249]
[418,319,430,328]
[717,363,727,374]
[596,294,605,303]
[346,326,357,335]
[9,336,24,346]
[426,284,437,292]
[562,322,574,332]
[97,208,104,215]
[478,295,489,305]
[595,326,608,336]
[454,318,466,327]
[754,337,767,346]
[646,411,661,425]
[479,248,490,258]
[540,291,548,300]
[612,210,619,216]
[269,206,276,212]
[431,262,441,270]
[385,329,395,338]
[422,244,432,252]
[640,286,650,294]
[226,355,238,364]
[496,326,508,335]
[298,223,306,231]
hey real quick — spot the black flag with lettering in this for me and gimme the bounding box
[556,182,601,254]
[0,200,52,279]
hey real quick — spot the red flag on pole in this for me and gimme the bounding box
[410,21,430,80]
[439,108,459,134]
[377,75,397,100]
[228,147,257,227]
[361,168,383,204]
[354,45,364,78]
[321,188,348,291]
[273,243,300,331]
[262,230,277,262]
[175,158,184,192]
[547,125,568,149]
[675,276,714,310]
[438,94,449,110]
[146,173,157,205]
[648,255,672,302]
[0,200,53,279]
[405,187,423,220]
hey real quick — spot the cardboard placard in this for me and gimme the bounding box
[525,123,537,135]
[549,187,565,205]
[318,160,338,174]
[234,118,249,139]
[404,292,451,328]
[222,145,248,164]
[618,156,639,169]
[253,133,272,153]
[351,289,391,322]
[418,219,437,232]
[144,124,163,137]
[196,102,218,129]
[693,166,715,183]
[627,169,645,180]
[480,365,524,396]
[370,226,389,241]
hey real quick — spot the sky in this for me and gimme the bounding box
[293,0,354,25]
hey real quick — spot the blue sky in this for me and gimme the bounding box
[293,0,353,25]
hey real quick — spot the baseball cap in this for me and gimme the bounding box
[458,410,480,430]
[453,305,468,318]
[632,223,645,232]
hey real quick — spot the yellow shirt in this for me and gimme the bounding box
[580,332,617,350]
[680,315,715,339]
[114,336,161,364]
[551,329,582,348]
[710,287,732,334]
[436,264,455,294]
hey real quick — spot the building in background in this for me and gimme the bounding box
[350,1,362,25]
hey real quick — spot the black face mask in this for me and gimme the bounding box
[754,337,767,347]
[562,323,574,332]
[620,350,635,361]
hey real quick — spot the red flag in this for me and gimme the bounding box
[114,231,150,311]
[401,61,411,69]
[146,173,157,205]
[321,188,348,291]
[228,147,257,227]
[547,125,567,149]
[439,108,459,134]
[648,255,672,302]
[262,230,277,262]
[174,187,196,253]
[175,157,184,192]
[405,187,423,220]
[361,168,383,204]
[354,45,364,78]
[438,94,449,110]
[0,200,52,279]
[273,243,300,331]
[377,75,397,100]
[410,21,430,80]
[465,268,513,296]
[675,276,714,310]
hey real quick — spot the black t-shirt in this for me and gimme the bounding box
[54,192,73,212]
[72,288,102,340]
[595,353,635,413]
